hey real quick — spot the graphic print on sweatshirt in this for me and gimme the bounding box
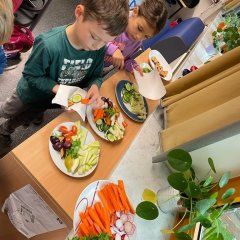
[59,58,93,84]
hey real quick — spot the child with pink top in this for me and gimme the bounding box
[104,0,168,75]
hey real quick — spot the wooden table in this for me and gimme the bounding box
[0,49,159,239]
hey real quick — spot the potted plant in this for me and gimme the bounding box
[136,149,236,240]
[212,13,240,53]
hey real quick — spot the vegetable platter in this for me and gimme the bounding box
[73,180,136,240]
[115,80,148,122]
[86,97,127,142]
[49,121,100,177]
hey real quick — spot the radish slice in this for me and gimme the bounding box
[111,225,125,236]
[122,235,129,240]
[120,213,128,223]
[115,219,123,229]
[127,214,134,223]
[124,221,135,235]
[116,211,121,218]
[115,233,121,240]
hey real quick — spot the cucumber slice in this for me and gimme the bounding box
[72,94,82,103]
[125,83,132,91]
[122,92,130,103]
[96,119,103,125]
[107,133,115,142]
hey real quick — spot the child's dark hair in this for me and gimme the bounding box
[81,0,129,36]
[138,0,168,34]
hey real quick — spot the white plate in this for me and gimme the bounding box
[86,101,125,141]
[73,180,137,239]
[149,50,172,81]
[49,122,98,178]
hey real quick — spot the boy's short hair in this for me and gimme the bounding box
[0,0,14,44]
[139,0,168,34]
[81,0,129,36]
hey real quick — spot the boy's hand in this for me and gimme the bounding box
[112,49,124,70]
[134,66,144,76]
[52,84,60,93]
[86,84,100,104]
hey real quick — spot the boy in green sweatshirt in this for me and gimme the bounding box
[0,0,129,157]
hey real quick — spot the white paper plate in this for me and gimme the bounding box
[149,50,172,81]
[73,180,137,239]
[86,100,125,141]
[49,122,98,178]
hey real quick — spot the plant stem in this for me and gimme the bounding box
[171,209,188,231]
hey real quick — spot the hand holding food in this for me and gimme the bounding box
[112,49,125,70]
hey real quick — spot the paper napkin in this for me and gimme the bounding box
[133,68,166,100]
[52,84,88,121]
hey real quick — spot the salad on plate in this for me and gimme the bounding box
[49,121,100,177]
[87,97,127,142]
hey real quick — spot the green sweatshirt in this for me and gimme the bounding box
[17,25,105,107]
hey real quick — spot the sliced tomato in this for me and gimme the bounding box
[59,125,69,134]
[71,125,77,135]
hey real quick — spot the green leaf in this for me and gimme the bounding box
[200,218,212,228]
[184,181,201,198]
[208,158,216,173]
[167,149,192,172]
[161,229,174,234]
[167,172,188,191]
[196,199,216,215]
[210,209,220,220]
[218,203,230,217]
[210,192,218,199]
[205,232,224,240]
[136,201,159,220]
[175,232,192,240]
[219,172,231,188]
[177,222,196,233]
[221,188,235,200]
[203,176,214,187]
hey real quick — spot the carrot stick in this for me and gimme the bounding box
[94,202,111,235]
[117,187,130,212]
[88,207,106,232]
[111,184,124,211]
[79,222,89,236]
[82,218,90,227]
[98,189,114,214]
[76,225,84,237]
[94,202,106,228]
[79,211,85,221]
[93,222,102,234]
[85,212,94,226]
[118,180,135,213]
[102,206,111,235]
[106,184,119,211]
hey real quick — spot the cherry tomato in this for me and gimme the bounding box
[71,125,77,135]
[59,126,69,134]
